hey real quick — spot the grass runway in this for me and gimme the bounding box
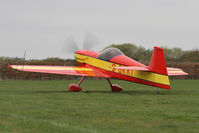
[0,79,199,133]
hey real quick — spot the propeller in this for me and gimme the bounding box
[63,35,79,53]
[83,33,100,50]
[62,33,100,54]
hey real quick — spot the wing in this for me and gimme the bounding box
[9,65,110,77]
[114,66,188,76]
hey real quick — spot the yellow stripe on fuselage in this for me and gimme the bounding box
[75,54,170,86]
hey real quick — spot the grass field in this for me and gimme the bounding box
[0,79,199,133]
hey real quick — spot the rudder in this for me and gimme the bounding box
[149,46,168,75]
[149,46,171,89]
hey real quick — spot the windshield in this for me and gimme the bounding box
[98,47,124,61]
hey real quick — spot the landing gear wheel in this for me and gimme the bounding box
[111,84,123,92]
[107,79,123,92]
[69,84,82,92]
[68,76,86,92]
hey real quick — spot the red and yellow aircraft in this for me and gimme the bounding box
[9,46,188,92]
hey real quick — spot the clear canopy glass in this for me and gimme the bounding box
[98,47,124,61]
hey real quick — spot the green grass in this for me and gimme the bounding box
[0,79,199,133]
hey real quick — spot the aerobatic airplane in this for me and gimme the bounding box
[9,46,188,93]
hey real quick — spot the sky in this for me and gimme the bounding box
[0,0,199,59]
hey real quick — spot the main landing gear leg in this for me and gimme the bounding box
[69,76,86,92]
[107,78,123,92]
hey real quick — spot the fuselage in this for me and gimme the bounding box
[74,48,170,89]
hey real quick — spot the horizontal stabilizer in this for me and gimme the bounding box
[115,66,188,76]
[167,67,188,76]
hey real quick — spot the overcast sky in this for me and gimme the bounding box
[0,0,199,59]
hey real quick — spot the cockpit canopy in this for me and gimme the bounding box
[98,47,124,61]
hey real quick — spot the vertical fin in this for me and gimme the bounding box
[149,46,168,75]
[149,46,171,89]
